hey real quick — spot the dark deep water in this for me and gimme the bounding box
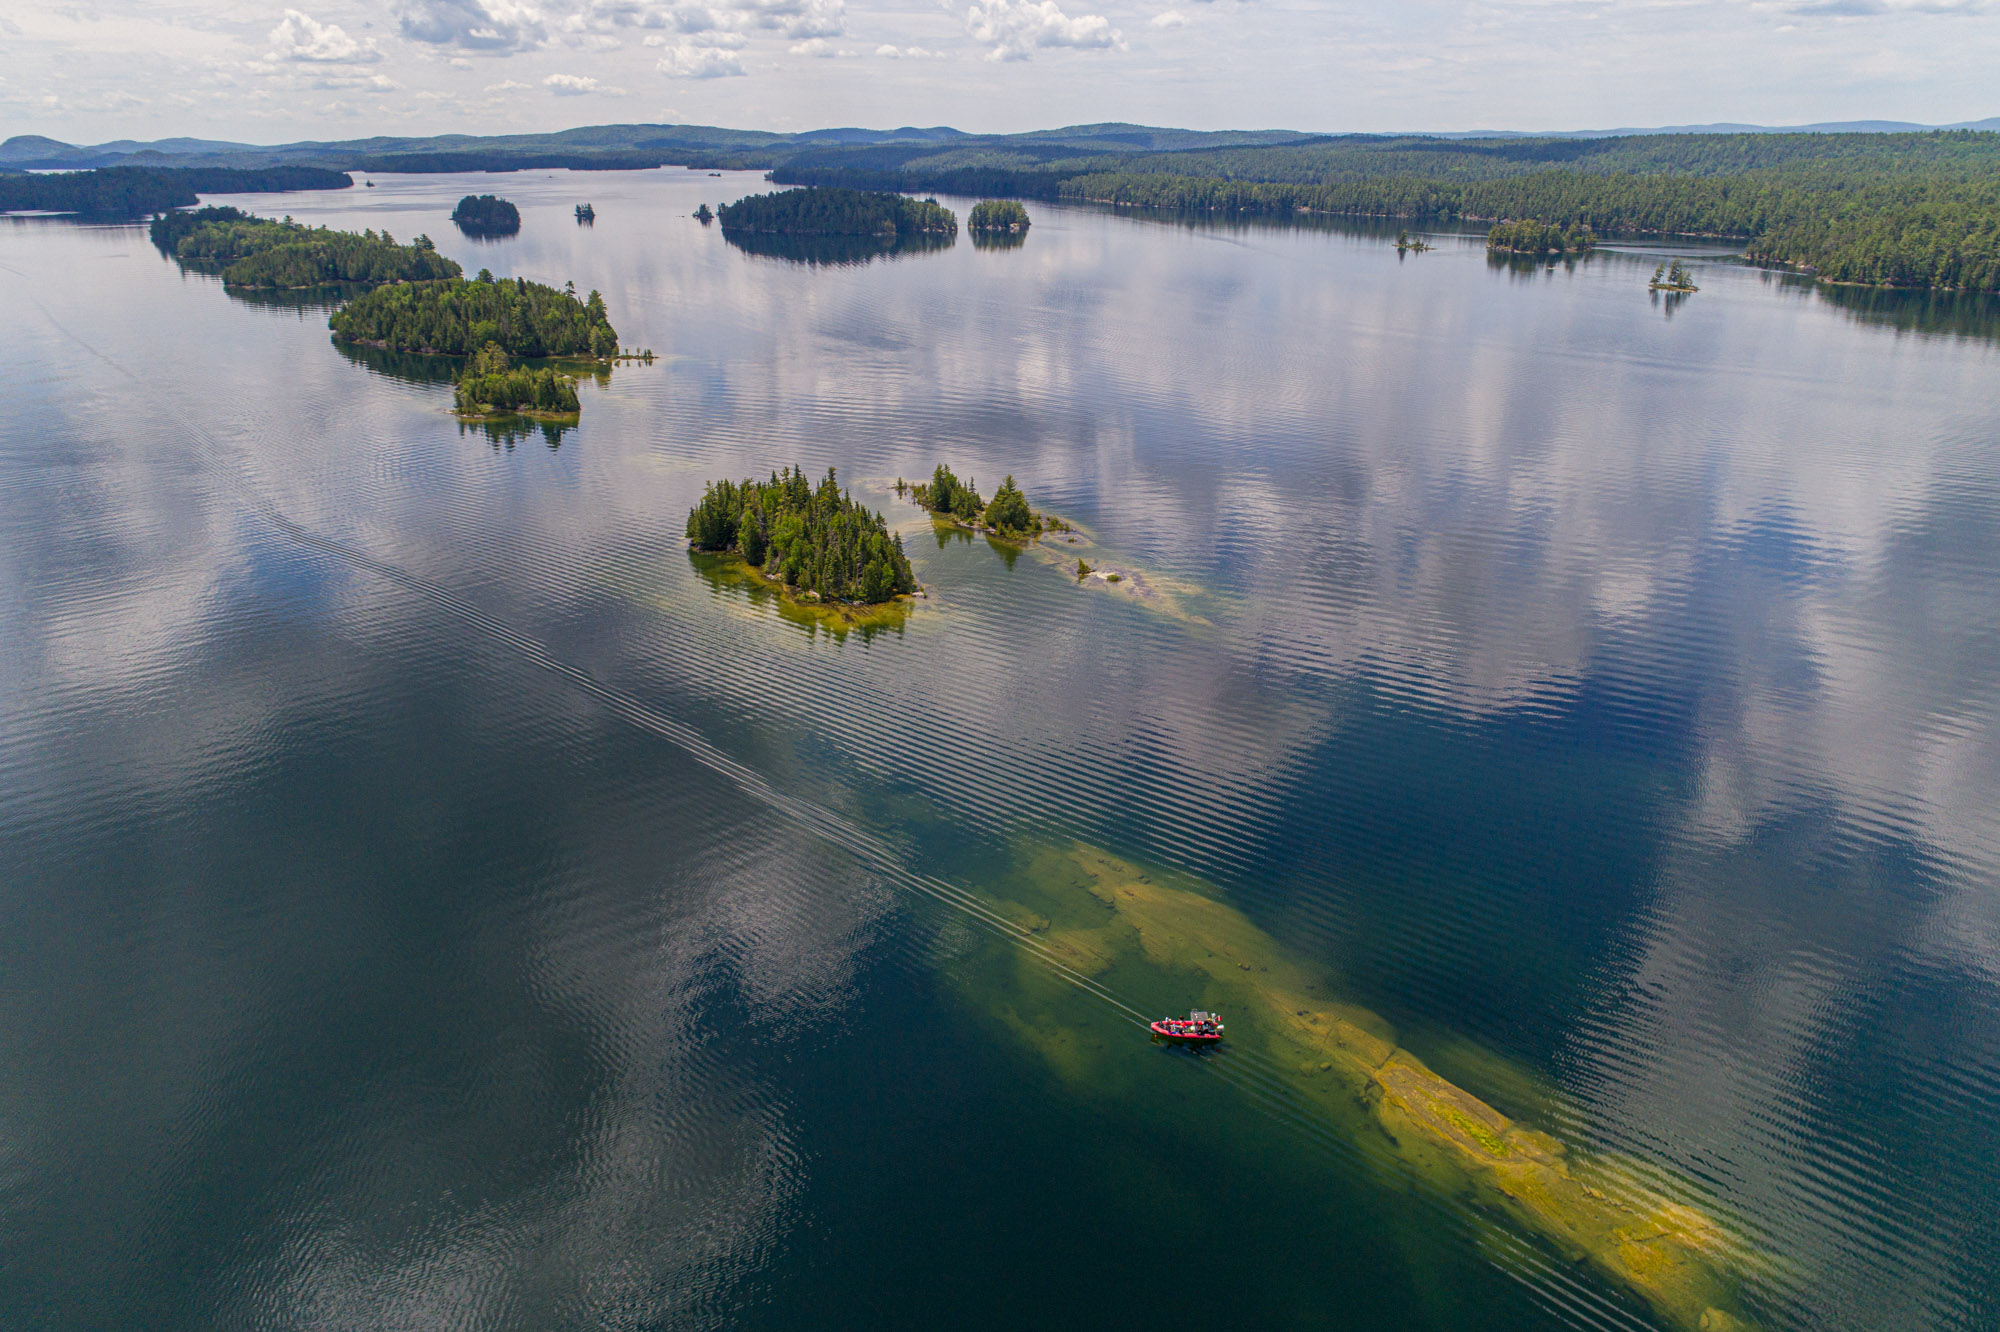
[3,169,1998,1331]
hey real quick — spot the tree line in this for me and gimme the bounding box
[901,464,1045,537]
[328,270,619,357]
[769,130,2000,291]
[717,187,958,236]
[151,207,460,287]
[968,200,1031,232]
[687,467,918,605]
[1487,219,1596,256]
[0,165,351,218]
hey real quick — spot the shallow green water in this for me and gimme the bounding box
[2,169,1997,1330]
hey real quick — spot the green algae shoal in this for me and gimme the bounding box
[961,839,1761,1332]
[908,503,1213,628]
[688,549,916,633]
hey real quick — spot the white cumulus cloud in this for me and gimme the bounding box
[732,0,845,38]
[656,38,749,74]
[544,71,627,92]
[1148,9,1185,26]
[397,0,549,52]
[267,9,380,62]
[965,0,1122,59]
[875,43,946,57]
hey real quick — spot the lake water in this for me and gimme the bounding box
[3,168,1997,1331]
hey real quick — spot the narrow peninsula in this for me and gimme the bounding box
[687,467,919,620]
[150,206,460,287]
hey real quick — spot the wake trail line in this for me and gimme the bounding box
[7,269,1157,1031]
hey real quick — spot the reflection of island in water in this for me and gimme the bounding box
[971,230,1027,252]
[333,341,606,447]
[217,283,361,316]
[722,230,954,268]
[462,416,570,449]
[1791,275,2000,343]
[688,549,912,641]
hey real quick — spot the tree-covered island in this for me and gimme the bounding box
[329,270,619,357]
[451,194,521,234]
[149,206,461,287]
[717,187,957,237]
[1487,219,1597,257]
[968,199,1031,233]
[1650,259,1699,292]
[687,467,918,606]
[898,465,1063,540]
[452,342,581,422]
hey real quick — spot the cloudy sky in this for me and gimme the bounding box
[2,0,1996,144]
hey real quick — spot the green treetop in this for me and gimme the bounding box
[686,466,917,605]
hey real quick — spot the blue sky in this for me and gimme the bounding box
[3,0,1996,143]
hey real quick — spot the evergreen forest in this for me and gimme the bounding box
[686,467,918,604]
[0,165,350,217]
[904,465,1045,536]
[1486,220,1597,256]
[717,187,958,236]
[151,208,461,286]
[452,342,580,418]
[905,464,984,522]
[968,200,1032,232]
[452,194,521,233]
[329,271,620,357]
[768,130,2000,291]
[25,125,2000,287]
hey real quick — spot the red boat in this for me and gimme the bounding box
[1151,1010,1224,1043]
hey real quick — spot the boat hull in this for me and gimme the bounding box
[1150,1021,1221,1043]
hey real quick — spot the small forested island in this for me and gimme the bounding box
[687,467,918,606]
[898,465,1060,540]
[1650,259,1699,292]
[329,270,619,358]
[968,199,1031,233]
[451,194,521,234]
[1486,219,1597,257]
[1395,229,1431,253]
[717,187,956,237]
[575,203,595,223]
[452,342,580,422]
[149,206,461,287]
[694,204,714,223]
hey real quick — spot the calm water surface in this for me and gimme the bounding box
[2,170,1997,1330]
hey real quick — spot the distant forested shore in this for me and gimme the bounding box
[0,166,350,218]
[16,125,2000,289]
[769,130,2000,291]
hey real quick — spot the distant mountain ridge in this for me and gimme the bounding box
[8,116,1994,171]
